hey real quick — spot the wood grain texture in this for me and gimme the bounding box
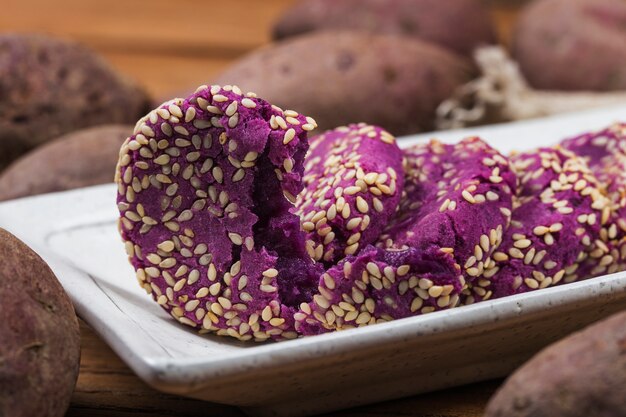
[68,321,245,417]
[0,0,294,55]
[72,320,501,417]
[0,1,520,415]
[104,52,233,99]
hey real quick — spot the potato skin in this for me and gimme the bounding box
[215,31,474,135]
[0,33,151,169]
[272,0,495,57]
[485,311,626,417]
[0,125,132,201]
[513,0,626,91]
[0,229,81,417]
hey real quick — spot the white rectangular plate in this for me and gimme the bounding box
[1,105,626,417]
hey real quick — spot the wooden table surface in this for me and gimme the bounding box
[0,1,522,415]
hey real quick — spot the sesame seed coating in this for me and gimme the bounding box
[116,84,322,341]
[561,122,626,278]
[295,123,403,264]
[295,245,462,335]
[478,147,612,301]
[378,137,516,293]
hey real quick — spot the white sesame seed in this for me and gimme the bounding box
[256,271,281,287]
[212,166,224,184]
[260,285,277,293]
[174,125,190,136]
[275,115,288,129]
[174,278,187,292]
[344,186,361,195]
[141,124,155,137]
[184,107,196,123]
[269,318,285,327]
[397,265,410,276]
[524,278,539,289]
[345,242,359,255]
[240,98,256,109]
[283,158,294,173]
[344,217,360,231]
[439,198,451,212]
[283,128,296,145]
[167,104,183,118]
[314,294,330,309]
[228,113,239,128]
[480,235,490,252]
[225,101,238,117]
[356,196,369,213]
[486,191,499,201]
[232,169,245,182]
[228,233,243,245]
[549,223,563,232]
[410,297,423,312]
[462,190,475,203]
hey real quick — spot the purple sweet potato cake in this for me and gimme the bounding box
[295,124,403,264]
[561,122,626,277]
[116,84,323,341]
[116,87,626,341]
[481,147,612,299]
[294,137,513,334]
[378,137,516,302]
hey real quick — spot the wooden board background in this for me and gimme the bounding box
[0,1,522,415]
[0,0,519,99]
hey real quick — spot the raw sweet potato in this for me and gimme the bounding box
[0,229,81,417]
[485,310,626,417]
[0,125,132,201]
[215,31,474,135]
[0,33,150,169]
[272,0,496,57]
[513,0,626,91]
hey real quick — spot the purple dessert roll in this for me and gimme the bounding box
[115,84,323,341]
[479,147,612,301]
[561,122,626,277]
[295,124,403,263]
[295,137,511,334]
[294,245,462,335]
[378,137,516,295]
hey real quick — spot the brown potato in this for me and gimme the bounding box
[215,31,474,135]
[485,311,626,417]
[0,125,132,201]
[513,0,626,91]
[272,0,496,57]
[0,228,81,417]
[0,33,151,169]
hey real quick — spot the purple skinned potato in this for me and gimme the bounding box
[272,0,496,57]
